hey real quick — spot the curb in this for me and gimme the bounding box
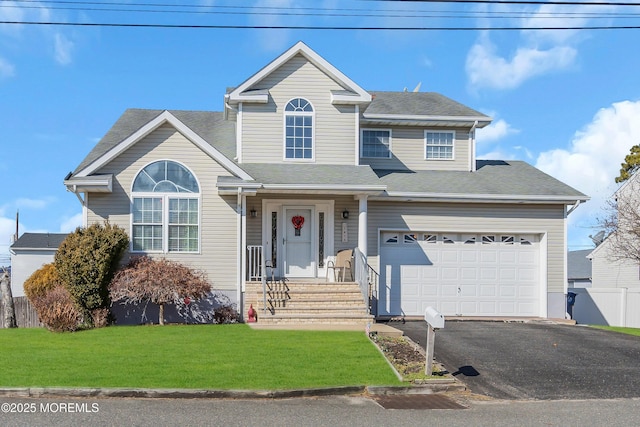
[0,382,463,400]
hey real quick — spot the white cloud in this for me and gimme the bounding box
[476,118,518,144]
[466,37,576,90]
[53,32,74,65]
[59,213,82,233]
[0,57,15,79]
[535,100,640,244]
[14,197,53,210]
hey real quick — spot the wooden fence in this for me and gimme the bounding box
[0,296,42,328]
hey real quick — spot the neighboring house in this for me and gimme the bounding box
[9,233,68,297]
[568,249,592,288]
[63,41,588,322]
[572,174,640,327]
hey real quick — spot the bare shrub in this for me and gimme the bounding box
[31,285,81,332]
[110,257,212,325]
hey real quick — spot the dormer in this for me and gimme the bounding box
[224,42,371,165]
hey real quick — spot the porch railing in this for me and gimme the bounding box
[247,245,268,315]
[353,247,379,317]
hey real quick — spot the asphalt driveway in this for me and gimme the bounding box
[395,320,640,400]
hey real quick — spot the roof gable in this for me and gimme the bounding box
[72,110,252,181]
[226,41,371,105]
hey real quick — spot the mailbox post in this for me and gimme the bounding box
[424,306,445,376]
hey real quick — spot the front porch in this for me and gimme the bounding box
[243,246,378,326]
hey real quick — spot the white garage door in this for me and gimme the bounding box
[379,232,541,317]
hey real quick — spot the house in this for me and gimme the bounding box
[9,232,69,297]
[568,249,592,288]
[571,174,640,327]
[63,41,588,323]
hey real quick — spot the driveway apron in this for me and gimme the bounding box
[395,321,640,400]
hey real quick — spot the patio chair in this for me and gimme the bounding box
[326,249,353,282]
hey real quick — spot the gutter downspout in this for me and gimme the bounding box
[567,200,582,216]
[469,120,478,172]
[236,188,246,320]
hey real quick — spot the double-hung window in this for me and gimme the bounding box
[361,129,391,159]
[284,98,314,160]
[131,160,200,253]
[425,131,454,160]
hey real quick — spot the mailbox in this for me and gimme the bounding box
[424,306,445,329]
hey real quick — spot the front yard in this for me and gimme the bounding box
[0,324,401,390]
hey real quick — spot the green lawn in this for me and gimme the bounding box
[592,325,640,337]
[0,324,401,390]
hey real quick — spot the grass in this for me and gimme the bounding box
[592,325,640,337]
[0,324,401,390]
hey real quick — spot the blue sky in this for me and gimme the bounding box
[3,0,640,265]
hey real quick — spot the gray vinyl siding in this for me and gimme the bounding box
[361,127,471,171]
[591,239,640,288]
[367,201,567,293]
[240,54,357,165]
[85,124,239,292]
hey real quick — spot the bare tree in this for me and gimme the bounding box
[599,178,640,263]
[1,268,17,328]
[110,257,212,325]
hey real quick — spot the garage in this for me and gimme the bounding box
[378,231,542,317]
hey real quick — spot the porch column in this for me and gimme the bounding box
[357,195,368,257]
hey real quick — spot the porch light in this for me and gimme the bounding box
[342,209,349,219]
[250,208,257,217]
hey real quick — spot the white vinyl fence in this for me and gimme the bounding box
[571,288,640,328]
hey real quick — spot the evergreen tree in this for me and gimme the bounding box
[615,144,640,183]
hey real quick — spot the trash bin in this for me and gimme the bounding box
[566,291,577,318]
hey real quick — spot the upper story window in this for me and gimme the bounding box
[361,129,391,159]
[131,160,200,253]
[284,98,314,160]
[425,131,455,160]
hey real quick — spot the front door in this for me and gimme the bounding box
[284,207,315,277]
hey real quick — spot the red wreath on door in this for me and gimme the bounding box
[291,215,305,230]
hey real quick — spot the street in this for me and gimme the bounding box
[1,395,640,427]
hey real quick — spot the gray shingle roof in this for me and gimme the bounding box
[71,110,585,201]
[364,92,489,118]
[568,249,592,280]
[10,233,68,250]
[238,164,381,187]
[73,109,235,174]
[377,160,587,199]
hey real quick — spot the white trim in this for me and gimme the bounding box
[363,113,491,124]
[262,199,335,279]
[237,102,243,163]
[64,174,113,193]
[75,110,253,181]
[540,232,549,317]
[354,105,360,165]
[376,192,588,203]
[425,129,455,161]
[227,41,371,104]
[283,97,316,162]
[360,128,392,159]
[130,159,201,193]
[236,190,243,316]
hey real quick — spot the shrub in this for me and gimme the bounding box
[55,222,129,327]
[31,285,81,332]
[213,305,239,324]
[110,256,212,325]
[23,263,61,301]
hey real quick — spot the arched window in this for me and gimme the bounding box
[131,160,200,253]
[284,98,314,160]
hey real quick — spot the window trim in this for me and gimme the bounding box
[130,160,201,254]
[283,97,315,162]
[360,128,392,159]
[424,130,455,161]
